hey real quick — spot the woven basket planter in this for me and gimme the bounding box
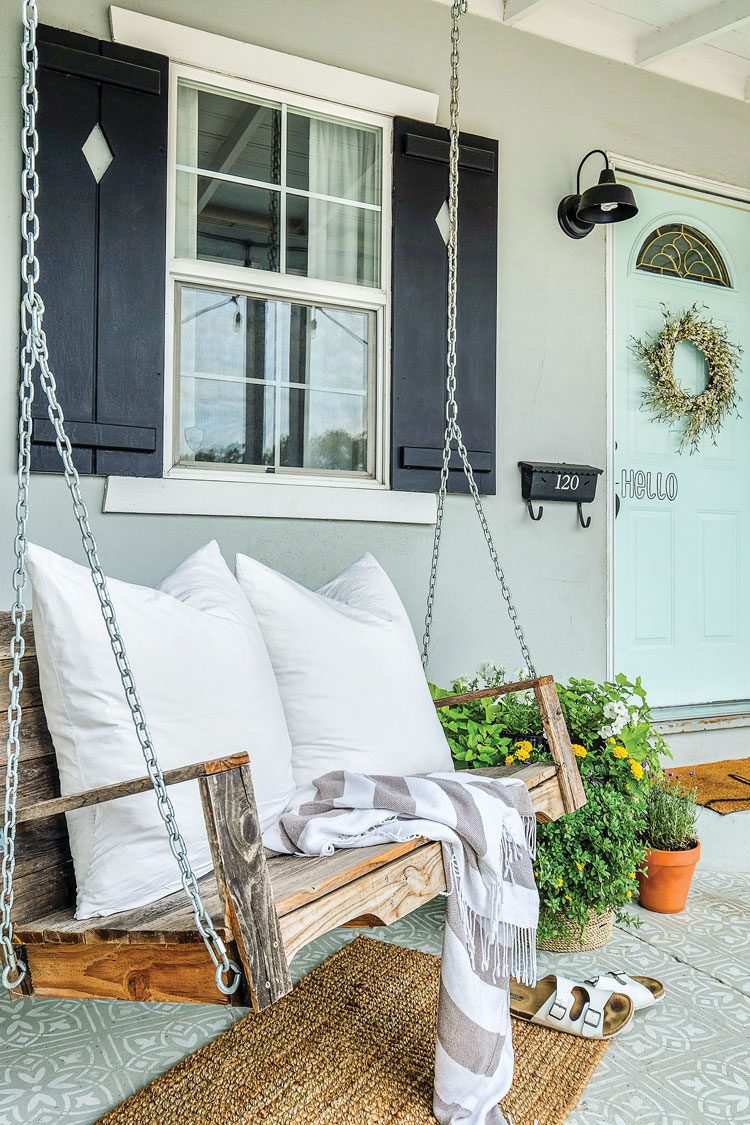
[537,909,614,953]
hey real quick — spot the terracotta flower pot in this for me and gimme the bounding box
[637,841,700,914]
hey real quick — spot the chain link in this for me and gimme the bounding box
[267,109,281,272]
[1,0,240,997]
[421,0,536,680]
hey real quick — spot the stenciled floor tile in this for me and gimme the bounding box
[1,875,748,1124]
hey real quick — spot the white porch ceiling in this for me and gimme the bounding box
[434,0,750,101]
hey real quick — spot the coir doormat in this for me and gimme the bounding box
[100,936,608,1125]
[673,758,750,815]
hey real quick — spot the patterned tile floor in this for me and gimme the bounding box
[1,872,748,1124]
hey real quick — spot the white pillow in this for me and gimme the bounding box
[234,552,453,788]
[28,540,294,918]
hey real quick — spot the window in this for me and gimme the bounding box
[636,223,731,288]
[169,71,388,481]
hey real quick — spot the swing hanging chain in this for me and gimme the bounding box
[421,0,536,680]
[0,0,240,997]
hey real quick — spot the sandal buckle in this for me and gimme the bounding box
[583,1008,602,1029]
[549,999,567,1021]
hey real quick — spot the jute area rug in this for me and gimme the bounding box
[101,936,608,1125]
[676,757,750,815]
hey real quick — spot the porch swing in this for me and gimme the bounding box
[0,0,585,1008]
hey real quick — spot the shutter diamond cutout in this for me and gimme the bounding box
[82,124,113,183]
[435,199,450,246]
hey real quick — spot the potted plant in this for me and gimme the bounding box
[637,774,699,914]
[433,665,667,950]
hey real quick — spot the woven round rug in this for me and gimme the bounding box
[100,936,608,1125]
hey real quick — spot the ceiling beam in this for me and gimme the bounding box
[197,104,266,212]
[636,0,750,65]
[503,0,554,25]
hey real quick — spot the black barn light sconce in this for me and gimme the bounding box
[558,150,638,239]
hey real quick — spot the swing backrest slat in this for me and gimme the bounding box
[0,613,75,921]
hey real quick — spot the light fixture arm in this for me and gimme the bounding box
[576,149,609,195]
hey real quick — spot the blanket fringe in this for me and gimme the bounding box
[446,848,537,987]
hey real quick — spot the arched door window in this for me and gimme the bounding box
[636,223,731,288]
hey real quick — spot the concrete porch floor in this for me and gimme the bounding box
[1,869,748,1124]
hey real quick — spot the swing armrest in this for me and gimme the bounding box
[433,675,554,710]
[434,675,586,815]
[16,753,250,825]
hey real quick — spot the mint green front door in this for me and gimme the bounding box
[613,174,750,711]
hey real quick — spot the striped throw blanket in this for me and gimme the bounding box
[265,770,539,1125]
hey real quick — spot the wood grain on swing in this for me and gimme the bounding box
[2,611,583,1006]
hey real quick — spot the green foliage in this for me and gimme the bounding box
[643,775,699,852]
[433,666,670,942]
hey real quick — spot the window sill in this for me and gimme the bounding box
[104,475,437,525]
[653,710,750,735]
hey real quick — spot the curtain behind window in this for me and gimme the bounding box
[308,120,379,286]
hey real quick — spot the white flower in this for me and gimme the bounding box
[603,700,627,720]
[480,661,506,684]
[514,666,530,683]
[598,710,628,740]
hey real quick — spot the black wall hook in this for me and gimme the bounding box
[577,502,592,529]
[527,501,544,521]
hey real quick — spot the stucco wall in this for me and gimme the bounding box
[1,0,749,690]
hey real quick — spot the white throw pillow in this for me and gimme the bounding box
[28,540,294,918]
[235,552,453,788]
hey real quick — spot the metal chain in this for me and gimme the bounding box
[0,0,240,997]
[421,0,537,679]
[268,109,281,273]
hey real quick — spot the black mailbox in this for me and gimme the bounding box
[518,461,603,528]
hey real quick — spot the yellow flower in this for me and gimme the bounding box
[505,755,515,766]
[514,740,533,761]
[572,744,587,759]
[626,890,633,899]
[608,737,616,744]
[576,862,584,872]
[611,745,628,759]
[628,872,636,879]
[565,894,572,902]
[629,759,644,781]
[556,878,563,888]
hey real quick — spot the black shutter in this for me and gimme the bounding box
[31,26,168,477]
[391,117,498,494]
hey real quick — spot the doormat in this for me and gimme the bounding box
[100,936,608,1125]
[675,758,750,815]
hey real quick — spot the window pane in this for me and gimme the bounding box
[177,287,375,476]
[287,113,381,205]
[176,171,281,271]
[177,83,281,185]
[280,388,368,472]
[287,305,370,392]
[287,195,380,286]
[179,377,275,466]
[180,288,274,381]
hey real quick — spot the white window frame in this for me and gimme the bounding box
[165,63,391,489]
[105,9,438,523]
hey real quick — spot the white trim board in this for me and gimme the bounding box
[109,8,439,121]
[104,476,437,525]
[654,710,750,735]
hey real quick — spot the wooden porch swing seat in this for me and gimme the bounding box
[2,612,585,1009]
